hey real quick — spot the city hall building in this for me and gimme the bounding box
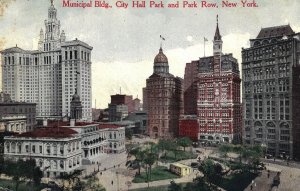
[242,25,300,159]
[1,1,92,121]
[4,93,126,177]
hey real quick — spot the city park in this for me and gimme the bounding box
[0,132,287,191]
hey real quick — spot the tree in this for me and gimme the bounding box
[177,137,192,151]
[198,159,223,188]
[158,139,174,158]
[84,177,106,191]
[183,177,212,191]
[0,159,43,191]
[167,140,179,160]
[32,167,43,186]
[60,169,84,191]
[128,147,146,175]
[125,128,133,140]
[168,180,182,191]
[5,160,28,191]
[143,152,157,187]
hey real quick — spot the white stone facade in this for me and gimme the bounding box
[0,115,27,134]
[106,127,126,154]
[1,2,92,121]
[3,122,126,177]
[4,135,82,178]
[69,124,109,164]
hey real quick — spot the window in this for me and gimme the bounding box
[47,145,50,155]
[74,50,78,59]
[53,145,57,156]
[18,145,21,153]
[40,145,43,154]
[32,145,36,153]
[60,161,64,169]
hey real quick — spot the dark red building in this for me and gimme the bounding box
[111,94,134,113]
[184,16,242,143]
[144,47,183,139]
[179,116,199,141]
[184,61,198,115]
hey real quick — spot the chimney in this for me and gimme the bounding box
[63,116,68,122]
[70,119,75,127]
[43,119,48,127]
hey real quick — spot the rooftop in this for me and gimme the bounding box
[256,25,295,39]
[171,163,191,168]
[98,124,122,129]
[61,39,93,50]
[15,127,78,139]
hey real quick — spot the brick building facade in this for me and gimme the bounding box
[184,17,242,143]
[144,47,183,139]
[179,116,199,141]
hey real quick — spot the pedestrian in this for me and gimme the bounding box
[250,185,253,190]
[111,180,114,185]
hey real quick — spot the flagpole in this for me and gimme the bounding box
[204,37,206,57]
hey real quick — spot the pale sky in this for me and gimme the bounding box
[0,0,300,108]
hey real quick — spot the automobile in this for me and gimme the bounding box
[47,181,56,187]
[196,149,202,153]
[192,142,199,147]
[265,154,273,159]
[191,162,200,168]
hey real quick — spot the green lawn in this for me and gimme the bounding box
[160,150,197,163]
[132,166,180,183]
[0,179,46,191]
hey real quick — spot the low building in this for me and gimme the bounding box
[0,114,27,134]
[0,92,36,132]
[108,104,128,122]
[170,163,192,176]
[127,111,148,134]
[179,115,199,142]
[4,127,82,178]
[99,124,126,154]
[92,108,101,121]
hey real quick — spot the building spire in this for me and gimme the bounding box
[214,15,222,41]
[51,0,54,6]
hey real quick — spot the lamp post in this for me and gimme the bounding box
[116,171,120,191]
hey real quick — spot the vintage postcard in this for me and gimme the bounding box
[0,0,299,191]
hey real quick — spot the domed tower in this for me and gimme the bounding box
[70,90,83,121]
[145,44,183,139]
[153,47,169,74]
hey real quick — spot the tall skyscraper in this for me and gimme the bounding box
[184,16,242,143]
[144,46,183,139]
[1,1,92,121]
[242,25,300,159]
